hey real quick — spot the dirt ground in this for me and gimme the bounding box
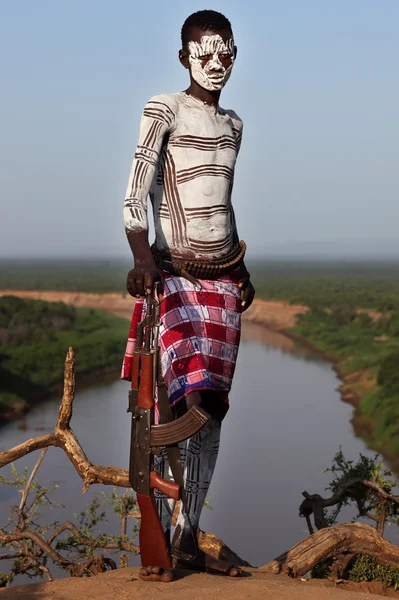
[0,291,390,599]
[0,290,306,329]
[0,567,395,600]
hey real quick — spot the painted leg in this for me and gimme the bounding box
[171,410,243,576]
[172,414,220,557]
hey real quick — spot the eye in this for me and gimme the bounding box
[198,54,213,60]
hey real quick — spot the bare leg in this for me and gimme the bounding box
[153,443,187,542]
[172,412,221,557]
[153,390,204,538]
[148,391,242,579]
[172,391,243,576]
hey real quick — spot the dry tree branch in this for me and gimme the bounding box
[262,522,399,578]
[0,531,71,569]
[0,346,139,582]
[17,448,48,530]
[0,348,130,493]
[38,565,54,582]
[0,347,253,580]
[299,477,399,533]
[0,552,24,561]
[47,521,138,554]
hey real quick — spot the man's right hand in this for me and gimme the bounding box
[126,263,164,301]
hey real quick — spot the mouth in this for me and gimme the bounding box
[207,73,225,81]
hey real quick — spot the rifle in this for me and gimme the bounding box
[128,289,210,570]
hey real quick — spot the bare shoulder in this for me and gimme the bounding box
[144,93,180,115]
[222,108,243,128]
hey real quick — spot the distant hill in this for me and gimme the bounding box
[247,239,399,260]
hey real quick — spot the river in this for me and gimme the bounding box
[0,322,396,579]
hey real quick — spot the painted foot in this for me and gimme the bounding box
[139,565,174,582]
[173,549,244,577]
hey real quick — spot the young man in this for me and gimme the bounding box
[122,10,255,578]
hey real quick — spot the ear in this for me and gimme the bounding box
[179,49,190,69]
[234,45,238,60]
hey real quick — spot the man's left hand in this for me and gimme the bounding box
[237,266,255,312]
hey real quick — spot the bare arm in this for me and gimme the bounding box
[230,119,255,311]
[124,96,176,299]
[125,230,163,298]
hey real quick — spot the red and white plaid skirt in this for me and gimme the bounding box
[121,274,242,407]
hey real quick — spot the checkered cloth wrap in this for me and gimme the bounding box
[121,274,242,407]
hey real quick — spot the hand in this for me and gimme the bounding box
[126,263,164,301]
[237,265,255,312]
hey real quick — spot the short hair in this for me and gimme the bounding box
[181,10,233,50]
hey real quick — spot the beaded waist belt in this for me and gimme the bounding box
[151,241,246,285]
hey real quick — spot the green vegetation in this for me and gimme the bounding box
[0,259,131,294]
[2,258,399,459]
[350,555,399,589]
[292,306,399,455]
[0,296,128,419]
[308,450,399,590]
[2,259,399,310]
[0,463,138,586]
[250,260,399,309]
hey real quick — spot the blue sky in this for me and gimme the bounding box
[0,0,398,258]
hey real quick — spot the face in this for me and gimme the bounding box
[182,28,236,92]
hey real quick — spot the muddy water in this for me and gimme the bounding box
[0,322,395,577]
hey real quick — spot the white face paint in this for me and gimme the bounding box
[188,34,235,91]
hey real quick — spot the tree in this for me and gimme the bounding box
[0,348,248,586]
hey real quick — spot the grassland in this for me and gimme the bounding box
[2,258,399,310]
[1,258,399,458]
[0,295,129,421]
[290,306,399,455]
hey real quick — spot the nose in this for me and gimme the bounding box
[208,55,224,71]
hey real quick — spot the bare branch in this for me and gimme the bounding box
[0,551,24,560]
[0,348,130,492]
[17,448,48,529]
[365,512,379,523]
[299,478,399,532]
[262,523,399,577]
[39,564,54,582]
[57,347,75,430]
[47,521,139,554]
[120,497,128,538]
[362,479,399,504]
[0,531,70,569]
[0,433,56,467]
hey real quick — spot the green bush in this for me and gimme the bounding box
[377,352,399,393]
[0,297,129,416]
[350,555,399,589]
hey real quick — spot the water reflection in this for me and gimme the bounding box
[0,323,396,580]
[241,321,326,362]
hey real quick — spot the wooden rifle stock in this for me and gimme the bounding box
[137,494,171,569]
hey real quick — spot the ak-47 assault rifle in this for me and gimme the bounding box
[128,289,210,570]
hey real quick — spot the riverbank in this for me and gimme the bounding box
[243,297,399,463]
[0,289,373,411]
[0,289,308,327]
[0,295,130,424]
[1,291,396,599]
[0,289,392,463]
[0,366,122,425]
